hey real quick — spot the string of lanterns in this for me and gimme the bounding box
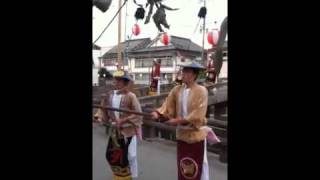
[131,0,220,47]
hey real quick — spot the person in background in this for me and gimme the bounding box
[94,69,143,180]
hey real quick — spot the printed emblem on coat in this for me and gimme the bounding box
[180,157,199,179]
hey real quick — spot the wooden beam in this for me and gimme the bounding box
[93,105,152,117]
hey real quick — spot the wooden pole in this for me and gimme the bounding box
[93,105,153,117]
[201,0,206,64]
[117,0,122,69]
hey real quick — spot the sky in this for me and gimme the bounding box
[93,0,228,51]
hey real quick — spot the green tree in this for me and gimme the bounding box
[98,68,112,79]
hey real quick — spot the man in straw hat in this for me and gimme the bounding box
[94,69,142,180]
[150,61,220,180]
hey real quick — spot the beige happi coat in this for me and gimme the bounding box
[94,90,143,137]
[157,83,209,144]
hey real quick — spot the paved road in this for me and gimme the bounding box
[93,125,227,180]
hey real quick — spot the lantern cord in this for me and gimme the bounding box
[93,0,128,45]
[133,0,143,7]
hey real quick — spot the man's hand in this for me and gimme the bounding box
[150,111,160,120]
[93,116,103,124]
[115,118,126,129]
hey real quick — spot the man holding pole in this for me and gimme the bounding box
[150,61,219,180]
[94,69,142,180]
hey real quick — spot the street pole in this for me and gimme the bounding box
[117,0,122,69]
[201,0,206,65]
[124,2,128,71]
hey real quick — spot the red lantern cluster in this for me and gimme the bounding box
[132,24,140,36]
[207,29,219,46]
[160,32,170,46]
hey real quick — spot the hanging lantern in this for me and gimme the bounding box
[198,6,207,18]
[132,24,140,36]
[207,29,220,46]
[160,32,170,46]
[134,7,145,20]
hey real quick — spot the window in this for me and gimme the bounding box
[160,57,173,67]
[135,73,150,81]
[135,57,173,68]
[135,74,142,80]
[123,58,128,65]
[103,59,117,66]
[161,73,166,79]
[167,73,173,81]
[135,58,153,68]
[135,59,142,68]
[161,73,173,82]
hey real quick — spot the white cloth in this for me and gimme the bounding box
[112,90,122,119]
[181,85,190,118]
[128,135,138,178]
[177,85,191,132]
[201,139,210,180]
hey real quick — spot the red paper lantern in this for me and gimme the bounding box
[132,24,140,36]
[207,29,219,46]
[160,32,170,46]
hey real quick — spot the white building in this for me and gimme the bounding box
[100,36,207,85]
[92,44,101,86]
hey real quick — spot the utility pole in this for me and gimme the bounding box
[124,2,128,72]
[117,0,122,69]
[201,0,206,65]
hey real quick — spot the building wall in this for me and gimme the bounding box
[92,49,101,85]
[129,56,179,85]
[105,65,129,72]
[101,52,212,85]
[92,50,101,67]
[92,67,99,85]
